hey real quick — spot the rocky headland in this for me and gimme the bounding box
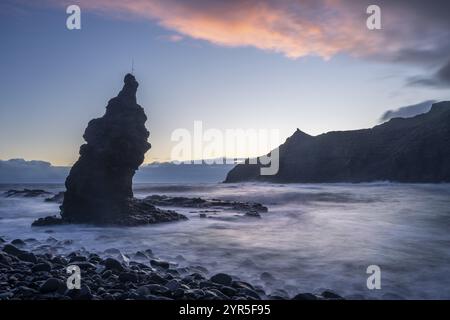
[225,101,450,183]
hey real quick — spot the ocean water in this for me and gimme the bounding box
[1,182,450,299]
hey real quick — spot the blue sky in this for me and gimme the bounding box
[0,1,449,165]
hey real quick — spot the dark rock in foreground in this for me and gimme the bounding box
[32,74,186,226]
[0,237,344,300]
[225,101,450,183]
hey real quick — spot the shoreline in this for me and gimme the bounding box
[0,236,343,300]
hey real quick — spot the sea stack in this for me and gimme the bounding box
[33,74,186,226]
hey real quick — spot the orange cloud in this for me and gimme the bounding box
[47,0,411,60]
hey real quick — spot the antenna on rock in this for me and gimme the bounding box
[131,58,135,75]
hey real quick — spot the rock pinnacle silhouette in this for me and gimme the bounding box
[33,74,186,226]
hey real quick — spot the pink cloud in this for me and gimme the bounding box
[42,0,449,63]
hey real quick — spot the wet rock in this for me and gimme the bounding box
[150,259,170,269]
[210,273,233,286]
[4,189,51,198]
[52,256,68,265]
[69,256,87,263]
[147,272,168,285]
[11,239,26,246]
[18,252,37,264]
[103,258,124,272]
[70,261,96,270]
[238,287,261,300]
[321,290,344,299]
[145,284,170,296]
[2,244,26,257]
[32,216,65,227]
[232,280,255,291]
[0,252,12,265]
[40,278,65,294]
[67,285,93,300]
[119,272,138,283]
[32,262,52,272]
[134,251,148,260]
[144,195,268,214]
[166,279,181,291]
[292,293,318,300]
[244,210,261,218]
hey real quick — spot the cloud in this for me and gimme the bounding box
[0,158,69,183]
[37,0,449,64]
[158,33,184,42]
[408,60,450,88]
[380,100,436,122]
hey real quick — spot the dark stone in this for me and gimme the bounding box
[0,237,5,243]
[32,216,65,227]
[219,286,237,297]
[32,262,52,272]
[119,272,138,283]
[0,252,12,265]
[18,252,37,264]
[103,258,124,272]
[244,210,261,218]
[2,244,25,257]
[11,239,25,246]
[67,285,93,300]
[238,287,261,299]
[4,189,51,198]
[231,280,255,291]
[210,273,233,286]
[321,290,344,299]
[69,256,87,263]
[150,259,170,269]
[147,272,168,285]
[40,278,64,293]
[165,279,181,291]
[145,195,268,213]
[70,261,96,270]
[32,74,187,226]
[225,101,450,183]
[52,256,68,265]
[145,284,170,295]
[292,293,318,300]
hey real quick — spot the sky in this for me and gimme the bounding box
[0,0,449,166]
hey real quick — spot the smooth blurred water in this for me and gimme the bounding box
[1,182,450,299]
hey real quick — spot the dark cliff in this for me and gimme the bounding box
[225,101,450,183]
